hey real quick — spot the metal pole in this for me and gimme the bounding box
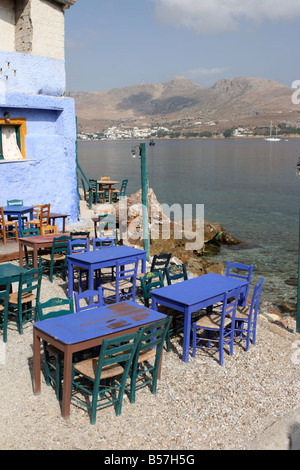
[140,142,150,261]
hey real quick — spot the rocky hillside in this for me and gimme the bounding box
[69,76,299,134]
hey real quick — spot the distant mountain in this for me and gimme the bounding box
[69,76,299,134]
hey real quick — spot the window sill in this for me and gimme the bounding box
[0,159,35,163]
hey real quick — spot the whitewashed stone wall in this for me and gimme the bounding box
[0,0,15,52]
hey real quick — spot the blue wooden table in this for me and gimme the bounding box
[67,245,147,296]
[33,301,166,419]
[2,205,33,237]
[151,273,249,363]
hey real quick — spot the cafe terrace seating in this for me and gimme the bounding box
[37,297,74,401]
[230,277,264,351]
[0,206,19,245]
[8,267,42,335]
[192,287,241,365]
[71,330,143,423]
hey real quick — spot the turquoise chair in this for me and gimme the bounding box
[129,317,171,404]
[20,227,40,269]
[71,330,143,424]
[8,267,42,334]
[40,235,70,282]
[37,297,74,400]
[0,281,10,342]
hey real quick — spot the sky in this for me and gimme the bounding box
[64,0,300,92]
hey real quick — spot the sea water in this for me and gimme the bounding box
[77,138,300,311]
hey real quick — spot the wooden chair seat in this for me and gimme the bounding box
[195,312,232,330]
[74,357,124,380]
[136,347,156,363]
[40,252,65,262]
[9,291,36,304]
[102,279,133,291]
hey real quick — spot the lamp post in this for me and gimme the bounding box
[296,158,300,333]
[131,142,150,261]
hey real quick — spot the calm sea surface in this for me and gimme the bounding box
[77,138,300,310]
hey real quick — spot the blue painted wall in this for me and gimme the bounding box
[0,51,78,228]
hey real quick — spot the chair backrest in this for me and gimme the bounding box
[37,297,74,321]
[21,227,40,237]
[120,179,128,197]
[74,287,104,312]
[17,267,43,305]
[98,213,116,238]
[52,235,70,257]
[150,253,172,276]
[7,199,23,206]
[92,236,115,250]
[226,260,254,306]
[93,330,142,395]
[0,206,5,225]
[68,237,89,255]
[39,203,50,227]
[133,316,171,364]
[219,287,241,329]
[41,224,58,235]
[32,205,42,219]
[140,271,164,307]
[89,179,97,190]
[248,277,264,324]
[115,257,138,302]
[100,176,110,181]
[166,263,187,285]
[71,231,90,240]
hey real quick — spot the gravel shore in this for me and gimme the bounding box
[1,262,300,451]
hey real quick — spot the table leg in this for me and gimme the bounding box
[61,347,73,419]
[182,307,192,363]
[68,259,73,297]
[33,329,41,395]
[33,245,39,268]
[19,241,24,268]
[17,214,22,237]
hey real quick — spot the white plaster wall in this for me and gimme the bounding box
[0,0,15,52]
[30,0,65,60]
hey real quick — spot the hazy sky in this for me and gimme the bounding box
[65,0,300,92]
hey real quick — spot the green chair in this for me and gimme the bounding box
[129,316,171,404]
[89,179,105,204]
[137,252,172,282]
[111,178,128,203]
[37,297,74,401]
[101,258,139,304]
[8,267,42,334]
[20,227,40,269]
[140,270,164,308]
[7,199,27,229]
[166,263,188,284]
[71,330,143,424]
[98,213,117,246]
[0,281,10,342]
[40,235,70,282]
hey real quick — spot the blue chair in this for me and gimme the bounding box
[37,297,74,400]
[74,287,104,312]
[192,287,241,365]
[233,277,264,351]
[68,237,90,293]
[101,257,139,303]
[98,214,117,246]
[226,260,253,307]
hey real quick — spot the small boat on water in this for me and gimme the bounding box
[265,121,281,142]
[149,139,155,146]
